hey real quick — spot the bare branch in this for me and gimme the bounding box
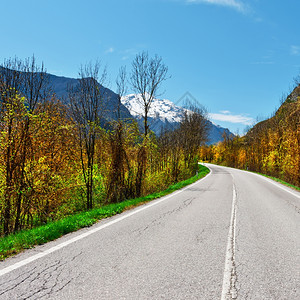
[130,51,169,136]
[115,66,127,120]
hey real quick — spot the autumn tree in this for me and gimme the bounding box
[0,93,28,235]
[0,56,50,234]
[69,61,106,209]
[130,52,169,196]
[179,105,209,170]
[203,83,300,187]
[107,66,129,202]
[14,57,50,232]
[29,98,77,224]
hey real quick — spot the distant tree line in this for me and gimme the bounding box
[0,53,208,236]
[200,84,300,187]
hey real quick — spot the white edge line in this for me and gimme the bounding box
[0,168,212,277]
[207,163,300,199]
[247,172,300,199]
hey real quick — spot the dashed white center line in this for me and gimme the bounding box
[221,182,238,300]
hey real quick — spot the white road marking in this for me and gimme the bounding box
[221,182,238,300]
[248,172,300,199]
[207,163,300,199]
[0,170,212,277]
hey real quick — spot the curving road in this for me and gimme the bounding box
[0,164,299,299]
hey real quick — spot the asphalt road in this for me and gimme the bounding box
[0,164,299,299]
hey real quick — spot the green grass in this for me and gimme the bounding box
[0,164,209,260]
[255,172,300,191]
[210,161,300,191]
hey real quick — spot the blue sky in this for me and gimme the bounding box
[1,0,299,133]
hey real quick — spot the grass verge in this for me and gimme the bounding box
[0,164,209,260]
[255,172,300,191]
[215,162,300,191]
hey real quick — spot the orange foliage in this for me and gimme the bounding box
[201,85,300,187]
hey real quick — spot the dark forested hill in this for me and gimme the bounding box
[205,84,300,186]
[48,73,132,122]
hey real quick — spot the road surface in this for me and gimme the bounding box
[0,164,299,299]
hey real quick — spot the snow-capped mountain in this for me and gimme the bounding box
[121,94,186,123]
[121,94,234,145]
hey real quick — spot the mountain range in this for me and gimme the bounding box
[121,94,233,145]
[48,73,132,122]
[1,68,233,144]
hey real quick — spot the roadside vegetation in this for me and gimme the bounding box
[256,173,300,191]
[200,83,300,188]
[0,164,209,260]
[0,54,209,241]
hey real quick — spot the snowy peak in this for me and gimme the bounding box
[121,94,186,123]
[121,93,234,144]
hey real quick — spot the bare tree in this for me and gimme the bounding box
[179,105,209,169]
[22,56,50,111]
[130,51,169,136]
[0,57,23,102]
[294,73,300,87]
[107,67,129,202]
[115,66,127,120]
[69,61,106,209]
[129,52,169,196]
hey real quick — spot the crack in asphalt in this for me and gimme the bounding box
[196,229,206,244]
[0,266,38,296]
[0,251,82,299]
[284,198,300,215]
[133,197,195,236]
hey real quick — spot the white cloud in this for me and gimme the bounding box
[186,0,247,12]
[220,110,231,114]
[291,45,300,56]
[209,111,254,125]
